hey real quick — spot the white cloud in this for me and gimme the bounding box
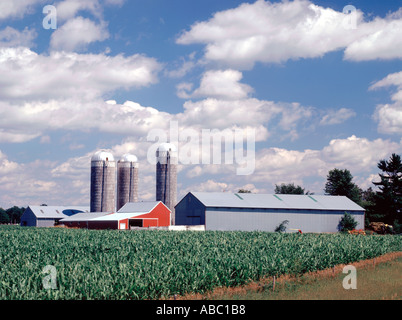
[373,104,402,134]
[0,27,37,48]
[181,69,253,100]
[50,17,109,51]
[56,0,102,21]
[0,0,46,20]
[321,135,401,172]
[0,47,162,143]
[320,108,356,125]
[344,18,402,61]
[369,71,402,134]
[0,151,19,175]
[177,0,402,69]
[0,47,161,101]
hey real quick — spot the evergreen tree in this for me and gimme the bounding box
[372,153,402,233]
[324,168,361,204]
[275,183,311,195]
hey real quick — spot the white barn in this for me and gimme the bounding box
[175,192,365,233]
[20,206,90,227]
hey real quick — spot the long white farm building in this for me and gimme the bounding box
[175,192,365,233]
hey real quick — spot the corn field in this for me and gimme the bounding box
[0,226,400,300]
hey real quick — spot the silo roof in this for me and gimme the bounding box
[91,150,114,162]
[119,154,138,163]
[157,143,177,152]
[186,192,364,211]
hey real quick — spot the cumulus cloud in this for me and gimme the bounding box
[50,17,109,51]
[177,0,402,68]
[178,69,253,100]
[245,135,402,194]
[369,71,402,134]
[56,0,103,21]
[0,47,162,142]
[0,27,37,48]
[0,0,46,20]
[321,135,401,171]
[344,17,402,61]
[0,47,161,101]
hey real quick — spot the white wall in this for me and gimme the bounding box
[205,209,364,233]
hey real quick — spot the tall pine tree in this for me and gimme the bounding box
[372,153,402,233]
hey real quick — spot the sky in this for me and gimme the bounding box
[0,0,401,208]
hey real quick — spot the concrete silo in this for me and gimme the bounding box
[90,150,116,213]
[117,154,139,211]
[156,143,177,224]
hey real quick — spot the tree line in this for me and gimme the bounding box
[0,206,25,225]
[241,153,402,234]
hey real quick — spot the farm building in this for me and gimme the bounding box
[175,192,365,233]
[20,206,90,227]
[60,201,171,230]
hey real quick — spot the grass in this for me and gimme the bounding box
[175,252,402,300]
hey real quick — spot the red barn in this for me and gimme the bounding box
[61,201,171,230]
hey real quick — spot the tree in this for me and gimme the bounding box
[371,153,401,233]
[360,187,376,228]
[324,168,361,204]
[0,208,10,224]
[338,212,357,232]
[275,183,311,195]
[238,189,251,193]
[6,206,25,224]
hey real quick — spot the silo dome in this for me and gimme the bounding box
[91,150,115,162]
[156,143,177,153]
[119,153,138,163]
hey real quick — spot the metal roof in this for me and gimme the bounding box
[59,212,109,222]
[187,192,364,211]
[117,201,162,213]
[119,153,138,163]
[61,201,169,222]
[92,211,151,221]
[91,150,114,162]
[28,206,90,219]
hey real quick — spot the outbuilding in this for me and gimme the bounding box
[175,192,365,233]
[60,201,171,230]
[20,206,90,227]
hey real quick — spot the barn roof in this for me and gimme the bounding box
[28,206,90,219]
[60,201,170,223]
[117,201,162,213]
[59,212,110,222]
[185,192,364,211]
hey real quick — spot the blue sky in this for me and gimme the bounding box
[0,0,401,208]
